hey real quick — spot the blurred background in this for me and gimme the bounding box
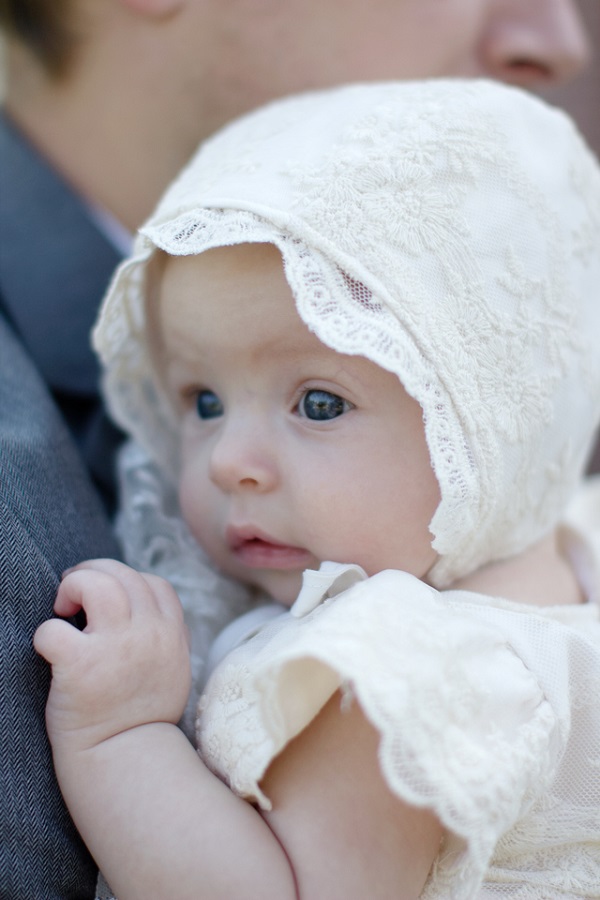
[541,0,600,159]
[0,1,598,158]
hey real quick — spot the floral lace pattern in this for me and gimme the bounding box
[94,80,600,587]
[197,562,600,899]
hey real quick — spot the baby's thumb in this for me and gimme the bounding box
[33,617,83,667]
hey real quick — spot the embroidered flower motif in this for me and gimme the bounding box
[365,161,464,256]
[292,151,466,261]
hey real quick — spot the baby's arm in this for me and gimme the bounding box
[34,560,295,900]
[34,560,441,899]
[261,691,444,898]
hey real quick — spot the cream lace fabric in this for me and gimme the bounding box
[95,79,600,588]
[96,516,600,900]
[197,523,600,898]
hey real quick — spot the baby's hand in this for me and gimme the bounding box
[34,559,191,754]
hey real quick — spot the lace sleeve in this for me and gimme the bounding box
[197,567,561,898]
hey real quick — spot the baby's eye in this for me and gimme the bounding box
[298,389,352,421]
[195,390,224,420]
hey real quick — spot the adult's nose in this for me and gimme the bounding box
[208,414,278,494]
[480,0,591,86]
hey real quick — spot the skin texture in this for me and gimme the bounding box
[2,0,592,230]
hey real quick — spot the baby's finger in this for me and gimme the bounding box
[56,569,134,631]
[63,559,163,617]
[65,558,150,584]
[33,617,86,667]
[71,561,184,623]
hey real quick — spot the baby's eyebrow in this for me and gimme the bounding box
[155,354,199,394]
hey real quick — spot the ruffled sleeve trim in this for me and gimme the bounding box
[197,565,560,896]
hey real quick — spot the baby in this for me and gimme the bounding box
[36,80,600,898]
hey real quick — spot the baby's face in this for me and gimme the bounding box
[153,243,440,606]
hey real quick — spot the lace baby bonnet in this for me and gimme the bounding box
[94,78,600,588]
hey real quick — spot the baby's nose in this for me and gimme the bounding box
[208,419,278,494]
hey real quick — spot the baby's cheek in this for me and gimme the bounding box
[178,467,211,546]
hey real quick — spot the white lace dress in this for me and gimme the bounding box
[197,539,600,897]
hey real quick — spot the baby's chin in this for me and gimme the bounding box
[246,569,307,609]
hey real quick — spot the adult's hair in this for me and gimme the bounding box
[0,0,75,75]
